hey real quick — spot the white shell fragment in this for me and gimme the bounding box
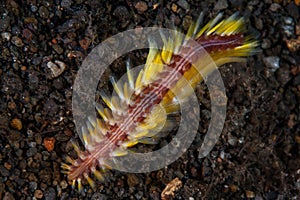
[47,60,66,78]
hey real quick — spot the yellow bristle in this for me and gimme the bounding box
[138,137,158,145]
[104,108,113,122]
[135,69,144,91]
[213,57,246,68]
[143,63,155,84]
[234,40,259,53]
[96,104,108,122]
[77,178,82,192]
[61,170,70,174]
[145,41,158,65]
[142,105,166,129]
[87,122,94,136]
[129,130,149,139]
[142,42,158,85]
[138,121,157,131]
[161,90,176,107]
[161,101,180,114]
[206,20,224,35]
[84,173,95,188]
[219,14,243,35]
[174,29,184,54]
[100,92,113,110]
[61,163,71,170]
[110,96,120,112]
[153,53,163,65]
[72,179,76,189]
[65,156,75,165]
[82,127,90,145]
[161,38,174,64]
[71,140,82,155]
[121,140,139,148]
[101,161,112,170]
[111,148,128,157]
[123,82,131,103]
[196,13,224,37]
[88,116,96,127]
[126,61,134,90]
[186,22,197,39]
[182,66,201,88]
[170,78,194,101]
[96,119,107,133]
[93,169,104,181]
[111,77,123,99]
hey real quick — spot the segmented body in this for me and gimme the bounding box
[62,13,258,190]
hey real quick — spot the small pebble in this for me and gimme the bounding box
[46,60,66,78]
[295,135,300,144]
[177,0,190,10]
[39,6,49,19]
[263,56,280,72]
[79,37,91,50]
[245,190,255,198]
[229,184,238,192]
[113,6,129,20]
[287,2,299,20]
[255,17,263,30]
[269,3,281,12]
[44,187,56,200]
[171,3,178,13]
[34,189,43,199]
[52,44,64,54]
[22,28,33,41]
[53,77,65,90]
[26,147,37,157]
[283,16,294,25]
[0,15,10,32]
[11,36,24,47]
[190,167,198,177]
[91,192,109,200]
[29,181,38,191]
[3,192,14,200]
[12,26,21,35]
[1,32,12,41]
[21,65,27,71]
[7,101,16,110]
[214,0,228,10]
[42,151,50,160]
[0,165,10,176]
[43,137,56,152]
[161,178,182,200]
[67,50,84,59]
[30,5,38,12]
[282,16,295,37]
[296,24,300,35]
[29,141,36,148]
[24,17,38,24]
[277,67,292,85]
[61,0,72,8]
[286,38,300,52]
[60,180,68,189]
[261,38,271,49]
[135,1,148,14]
[227,133,237,146]
[238,137,244,144]
[10,118,22,130]
[127,174,140,187]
